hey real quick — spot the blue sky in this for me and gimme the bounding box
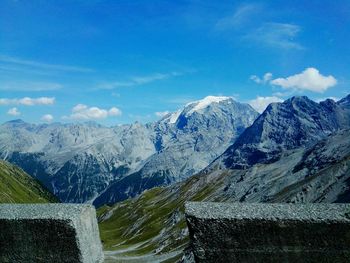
[1,0,349,125]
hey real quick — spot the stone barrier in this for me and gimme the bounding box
[0,204,104,263]
[185,202,350,263]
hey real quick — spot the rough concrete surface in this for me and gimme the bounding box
[185,202,350,263]
[0,204,104,263]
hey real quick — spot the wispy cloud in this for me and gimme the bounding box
[250,72,273,84]
[244,22,303,50]
[7,107,21,116]
[0,55,94,73]
[0,64,60,76]
[0,81,62,91]
[64,104,122,120]
[0,97,55,106]
[214,4,304,51]
[216,3,262,30]
[271,67,337,93]
[97,72,182,90]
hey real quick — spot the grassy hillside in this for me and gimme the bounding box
[98,169,228,262]
[0,160,57,203]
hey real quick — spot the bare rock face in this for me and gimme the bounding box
[185,202,350,263]
[0,204,104,263]
[218,96,350,169]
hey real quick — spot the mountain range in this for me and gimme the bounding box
[1,94,349,206]
[0,96,258,204]
[1,93,350,261]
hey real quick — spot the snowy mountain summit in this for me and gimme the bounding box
[186,95,231,114]
[164,96,231,124]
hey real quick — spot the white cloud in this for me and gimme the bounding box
[41,114,54,122]
[155,111,170,118]
[244,22,303,50]
[66,104,122,120]
[0,97,55,106]
[216,3,262,30]
[249,96,283,113]
[108,107,122,116]
[7,107,21,116]
[97,72,182,90]
[250,72,273,84]
[271,67,337,93]
[263,73,273,82]
[250,75,261,83]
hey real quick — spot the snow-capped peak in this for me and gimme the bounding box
[165,96,232,124]
[187,96,231,114]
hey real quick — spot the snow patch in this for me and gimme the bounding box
[169,110,182,124]
[166,96,231,124]
[187,96,230,114]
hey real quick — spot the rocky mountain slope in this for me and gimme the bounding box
[0,160,57,203]
[94,96,258,206]
[0,120,156,203]
[0,96,258,204]
[98,128,350,262]
[214,95,350,169]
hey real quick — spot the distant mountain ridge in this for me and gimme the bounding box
[2,94,349,207]
[0,96,258,204]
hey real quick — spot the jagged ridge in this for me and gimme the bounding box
[217,96,350,169]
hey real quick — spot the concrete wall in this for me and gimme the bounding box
[185,202,350,263]
[0,204,104,263]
